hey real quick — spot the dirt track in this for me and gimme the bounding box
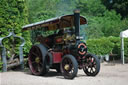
[0,63,128,85]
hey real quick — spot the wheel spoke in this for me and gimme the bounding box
[93,61,96,65]
[68,58,71,63]
[65,58,69,64]
[32,52,39,57]
[92,67,96,72]
[71,67,74,73]
[35,47,41,56]
[37,64,41,72]
[31,61,36,64]
[88,68,91,72]
[90,67,93,72]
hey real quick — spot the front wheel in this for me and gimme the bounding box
[83,53,100,76]
[61,55,78,79]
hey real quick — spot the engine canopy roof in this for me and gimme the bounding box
[22,14,87,31]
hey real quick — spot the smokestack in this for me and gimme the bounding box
[74,9,80,39]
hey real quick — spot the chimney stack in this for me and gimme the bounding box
[74,9,80,40]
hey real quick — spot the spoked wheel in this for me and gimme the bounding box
[83,53,100,76]
[61,55,78,79]
[28,44,47,76]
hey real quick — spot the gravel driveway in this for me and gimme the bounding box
[0,63,128,85]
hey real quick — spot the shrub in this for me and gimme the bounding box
[109,37,128,59]
[86,37,128,60]
[108,37,120,52]
[124,38,128,59]
[108,36,121,59]
[86,37,114,55]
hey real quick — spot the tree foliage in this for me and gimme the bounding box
[101,0,128,18]
[77,0,106,16]
[77,0,128,39]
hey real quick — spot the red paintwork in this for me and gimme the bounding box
[52,52,63,63]
[55,37,62,43]
[45,38,49,42]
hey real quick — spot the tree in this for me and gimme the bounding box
[101,0,128,18]
[76,0,106,39]
[85,17,104,39]
[101,10,123,37]
[76,0,128,39]
[55,0,77,16]
[27,0,59,23]
[77,0,106,16]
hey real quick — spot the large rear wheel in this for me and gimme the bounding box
[83,53,100,76]
[61,55,78,79]
[28,45,48,76]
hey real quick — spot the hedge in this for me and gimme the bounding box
[86,36,128,60]
[86,37,114,55]
[124,38,128,59]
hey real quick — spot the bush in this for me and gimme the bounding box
[86,37,114,55]
[86,37,128,60]
[107,36,121,59]
[109,37,128,60]
[107,36,120,54]
[124,38,128,59]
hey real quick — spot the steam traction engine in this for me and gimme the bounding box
[22,10,100,79]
